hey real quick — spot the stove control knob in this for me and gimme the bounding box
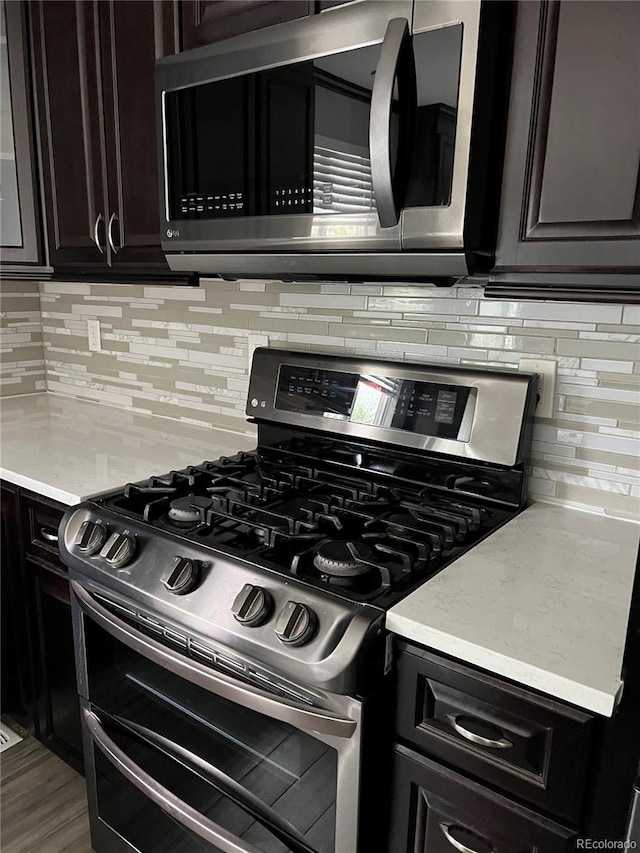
[74,520,107,555]
[162,556,199,595]
[274,601,317,647]
[231,584,272,627]
[100,531,136,569]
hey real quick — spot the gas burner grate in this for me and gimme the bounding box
[283,530,433,601]
[96,438,518,607]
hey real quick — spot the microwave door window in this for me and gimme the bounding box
[260,63,316,215]
[165,76,253,220]
[164,41,403,227]
[406,24,463,208]
[312,44,389,219]
[259,44,390,220]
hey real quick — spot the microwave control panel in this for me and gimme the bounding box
[179,193,245,218]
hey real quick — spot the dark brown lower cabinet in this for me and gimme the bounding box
[390,639,640,850]
[390,744,577,853]
[28,556,83,772]
[0,483,35,729]
[0,482,83,773]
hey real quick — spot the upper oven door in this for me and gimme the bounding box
[156,1,412,254]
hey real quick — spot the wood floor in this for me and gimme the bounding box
[0,732,94,852]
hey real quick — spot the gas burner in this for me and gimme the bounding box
[208,486,248,509]
[313,541,374,577]
[387,513,418,530]
[250,511,293,543]
[168,495,212,524]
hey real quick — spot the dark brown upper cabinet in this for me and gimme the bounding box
[30,0,183,278]
[0,1,47,277]
[490,0,640,300]
[181,1,312,50]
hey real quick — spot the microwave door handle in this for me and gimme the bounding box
[370,17,410,228]
[101,711,317,853]
[83,709,262,853]
[72,581,356,739]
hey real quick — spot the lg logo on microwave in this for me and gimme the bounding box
[166,228,180,238]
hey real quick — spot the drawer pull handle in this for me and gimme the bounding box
[40,527,59,543]
[446,714,512,749]
[440,822,494,853]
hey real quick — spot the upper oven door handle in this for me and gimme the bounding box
[72,581,356,739]
[83,708,263,853]
[94,709,318,853]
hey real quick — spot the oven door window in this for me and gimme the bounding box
[84,618,337,853]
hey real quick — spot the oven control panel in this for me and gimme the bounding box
[275,364,476,442]
[247,347,537,468]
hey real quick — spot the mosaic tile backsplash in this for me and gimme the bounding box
[0,280,46,394]
[31,279,640,518]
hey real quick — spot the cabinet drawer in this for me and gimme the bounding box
[20,492,66,567]
[389,744,576,853]
[395,643,594,822]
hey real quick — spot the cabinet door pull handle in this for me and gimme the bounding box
[92,213,105,253]
[446,714,512,749]
[107,212,119,254]
[440,822,494,853]
[40,527,59,543]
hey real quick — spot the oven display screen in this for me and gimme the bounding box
[276,366,360,419]
[276,366,475,440]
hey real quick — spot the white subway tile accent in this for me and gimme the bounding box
[479,301,622,323]
[143,287,206,301]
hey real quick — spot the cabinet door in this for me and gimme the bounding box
[0,1,45,272]
[30,0,110,271]
[494,0,640,286]
[389,744,577,853]
[99,1,180,271]
[181,1,312,50]
[394,644,593,823]
[0,483,35,731]
[29,558,83,773]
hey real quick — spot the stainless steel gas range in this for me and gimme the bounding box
[59,348,536,853]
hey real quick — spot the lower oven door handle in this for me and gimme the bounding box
[72,581,356,738]
[102,710,318,853]
[83,708,262,853]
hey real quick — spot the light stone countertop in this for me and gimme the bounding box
[386,501,639,717]
[0,393,257,504]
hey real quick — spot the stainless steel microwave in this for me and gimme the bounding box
[155,0,512,283]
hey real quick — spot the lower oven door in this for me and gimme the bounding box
[71,582,361,853]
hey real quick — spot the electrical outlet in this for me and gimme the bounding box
[519,358,557,418]
[87,319,101,352]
